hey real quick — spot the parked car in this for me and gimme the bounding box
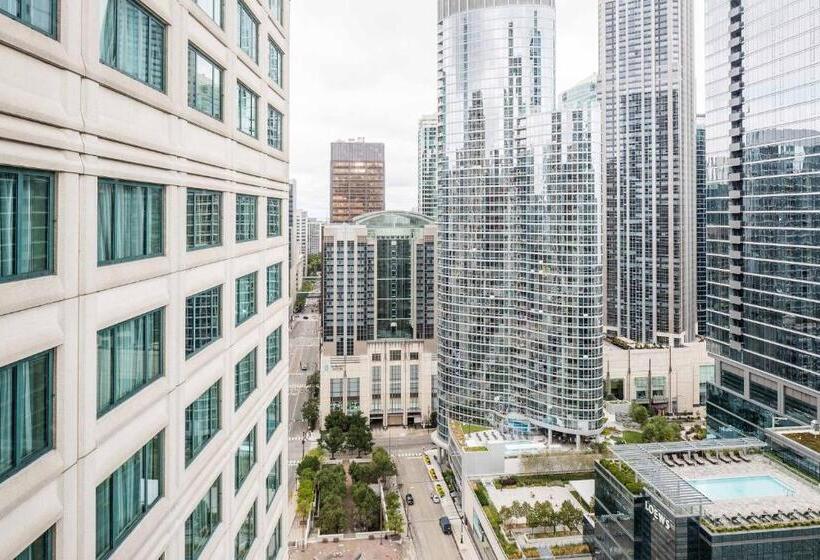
[439,516,452,535]
[405,493,414,505]
[303,315,309,319]
[300,363,308,371]
[431,493,440,504]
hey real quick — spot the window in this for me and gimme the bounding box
[267,197,281,237]
[266,327,281,373]
[0,0,56,37]
[237,2,258,62]
[409,352,419,361]
[266,454,281,506]
[234,502,256,560]
[97,308,164,415]
[269,0,283,23]
[389,350,401,361]
[96,432,163,559]
[267,105,283,150]
[234,428,256,492]
[97,179,163,264]
[186,189,221,250]
[266,392,281,440]
[100,0,165,91]
[268,38,283,86]
[194,0,222,27]
[0,166,53,282]
[15,525,54,560]
[371,354,381,362]
[235,194,257,241]
[235,349,257,409]
[235,272,257,325]
[188,45,222,120]
[185,286,222,357]
[266,517,282,560]
[237,83,258,137]
[185,476,220,560]
[0,350,53,483]
[266,263,281,305]
[185,381,220,464]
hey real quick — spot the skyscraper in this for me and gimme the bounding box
[600,0,697,346]
[329,139,385,223]
[418,115,438,220]
[0,2,289,559]
[696,114,707,336]
[704,0,820,436]
[436,0,604,445]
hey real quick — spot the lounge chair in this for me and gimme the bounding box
[692,453,706,465]
[662,455,675,467]
[719,452,733,464]
[733,450,750,463]
[682,454,695,466]
[705,453,719,465]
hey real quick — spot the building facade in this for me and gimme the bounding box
[306,217,322,257]
[0,1,289,559]
[696,115,707,336]
[329,139,385,223]
[417,114,438,220]
[599,0,697,346]
[436,0,604,445]
[319,211,436,426]
[704,0,820,437]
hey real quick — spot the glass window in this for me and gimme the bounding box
[100,0,165,91]
[184,476,220,560]
[186,189,221,250]
[97,308,164,415]
[0,166,53,282]
[235,272,257,325]
[266,391,280,440]
[185,286,222,358]
[234,349,257,409]
[266,263,281,305]
[97,179,163,264]
[235,194,257,241]
[236,2,258,62]
[267,105,283,150]
[266,327,281,373]
[0,0,56,37]
[234,501,256,560]
[268,38,283,86]
[267,197,281,237]
[14,525,54,560]
[266,517,282,560]
[187,45,222,120]
[185,381,220,464]
[234,428,256,492]
[96,432,163,559]
[266,454,281,506]
[269,0,282,23]
[193,0,221,27]
[237,83,258,137]
[0,350,52,482]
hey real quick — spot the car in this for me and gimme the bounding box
[439,516,452,535]
[300,363,308,371]
[303,315,309,319]
[405,493,414,505]
[431,493,440,504]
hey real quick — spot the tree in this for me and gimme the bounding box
[323,410,349,432]
[307,254,322,276]
[320,426,345,459]
[630,402,649,425]
[429,410,438,428]
[317,493,346,534]
[641,416,681,443]
[301,398,319,431]
[347,423,374,458]
[296,452,321,477]
[306,372,320,397]
[372,447,397,482]
[559,500,583,531]
[385,491,404,534]
[296,469,316,521]
[351,482,381,531]
[526,503,541,534]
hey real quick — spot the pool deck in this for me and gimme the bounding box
[670,455,820,519]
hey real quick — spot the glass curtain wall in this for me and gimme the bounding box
[376,238,412,338]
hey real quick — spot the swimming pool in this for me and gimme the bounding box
[689,475,794,501]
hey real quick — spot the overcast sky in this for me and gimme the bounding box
[290,0,705,220]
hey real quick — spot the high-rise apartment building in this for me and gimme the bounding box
[329,139,385,223]
[417,115,438,220]
[436,0,604,445]
[704,0,820,436]
[600,0,697,346]
[560,73,598,110]
[0,2,289,559]
[319,211,436,426]
[306,218,322,257]
[696,114,707,336]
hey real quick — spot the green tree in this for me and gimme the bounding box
[351,482,381,531]
[385,491,404,534]
[296,452,321,477]
[317,493,346,534]
[372,447,397,482]
[559,500,583,531]
[630,402,649,425]
[296,469,316,521]
[324,410,349,432]
[306,372,320,397]
[307,254,322,276]
[319,426,345,459]
[526,503,541,533]
[641,416,681,443]
[347,423,374,458]
[301,398,319,431]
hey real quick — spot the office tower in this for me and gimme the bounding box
[289,179,297,269]
[0,2,289,559]
[329,139,385,223]
[436,0,604,445]
[306,218,322,256]
[705,0,820,436]
[696,115,707,336]
[417,115,438,220]
[560,73,598,110]
[600,0,697,346]
[319,211,436,427]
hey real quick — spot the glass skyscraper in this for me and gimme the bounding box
[697,115,707,336]
[705,0,820,437]
[436,0,604,443]
[600,0,697,346]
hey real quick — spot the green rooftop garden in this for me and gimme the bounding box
[600,459,644,494]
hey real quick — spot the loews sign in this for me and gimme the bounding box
[646,502,674,532]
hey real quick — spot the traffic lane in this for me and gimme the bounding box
[396,456,460,560]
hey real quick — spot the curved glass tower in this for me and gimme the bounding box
[436,0,604,442]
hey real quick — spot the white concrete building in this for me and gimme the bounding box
[0,1,290,559]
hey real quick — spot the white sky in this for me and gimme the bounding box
[290,0,705,220]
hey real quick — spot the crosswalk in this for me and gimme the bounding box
[390,451,423,458]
